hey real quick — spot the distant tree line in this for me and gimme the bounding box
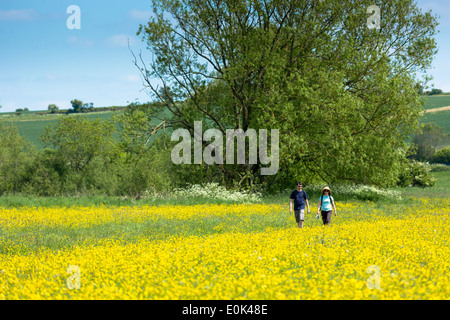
[15,108,29,115]
[65,99,125,114]
[10,99,127,116]
[423,88,447,95]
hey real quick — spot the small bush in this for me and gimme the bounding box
[430,164,450,172]
[431,147,450,165]
[397,160,436,188]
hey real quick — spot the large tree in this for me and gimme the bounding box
[134,0,438,189]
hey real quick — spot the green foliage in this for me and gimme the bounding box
[397,159,436,188]
[20,149,62,196]
[114,101,168,155]
[48,104,59,113]
[0,122,36,195]
[69,99,82,113]
[0,0,443,197]
[35,116,121,195]
[15,108,28,115]
[425,88,444,95]
[303,183,401,202]
[0,112,210,197]
[431,147,450,164]
[114,102,216,193]
[410,123,448,161]
[112,151,171,197]
[69,99,94,113]
[41,116,117,172]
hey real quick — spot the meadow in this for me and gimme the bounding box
[1,170,449,300]
[1,98,449,300]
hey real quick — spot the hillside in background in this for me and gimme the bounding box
[420,95,450,135]
[422,94,450,110]
[1,94,449,149]
[0,110,123,149]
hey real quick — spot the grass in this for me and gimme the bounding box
[418,95,450,137]
[0,193,261,209]
[0,209,289,255]
[422,94,450,110]
[3,201,449,300]
[420,110,450,135]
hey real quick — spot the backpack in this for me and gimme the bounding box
[320,194,334,206]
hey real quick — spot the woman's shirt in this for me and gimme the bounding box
[320,195,334,211]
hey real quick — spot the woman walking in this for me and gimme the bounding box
[317,186,337,226]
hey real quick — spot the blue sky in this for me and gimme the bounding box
[0,0,449,112]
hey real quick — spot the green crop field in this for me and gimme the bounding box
[422,94,450,110]
[419,94,450,139]
[0,111,123,149]
[420,110,450,135]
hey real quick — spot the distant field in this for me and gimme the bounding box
[422,94,450,110]
[420,110,450,135]
[0,111,123,149]
[419,95,450,136]
[1,95,449,148]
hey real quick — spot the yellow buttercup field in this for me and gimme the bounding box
[0,199,449,299]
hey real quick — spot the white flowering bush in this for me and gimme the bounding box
[397,160,436,187]
[303,183,401,201]
[141,187,168,199]
[172,183,262,202]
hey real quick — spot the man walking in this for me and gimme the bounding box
[289,182,310,228]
